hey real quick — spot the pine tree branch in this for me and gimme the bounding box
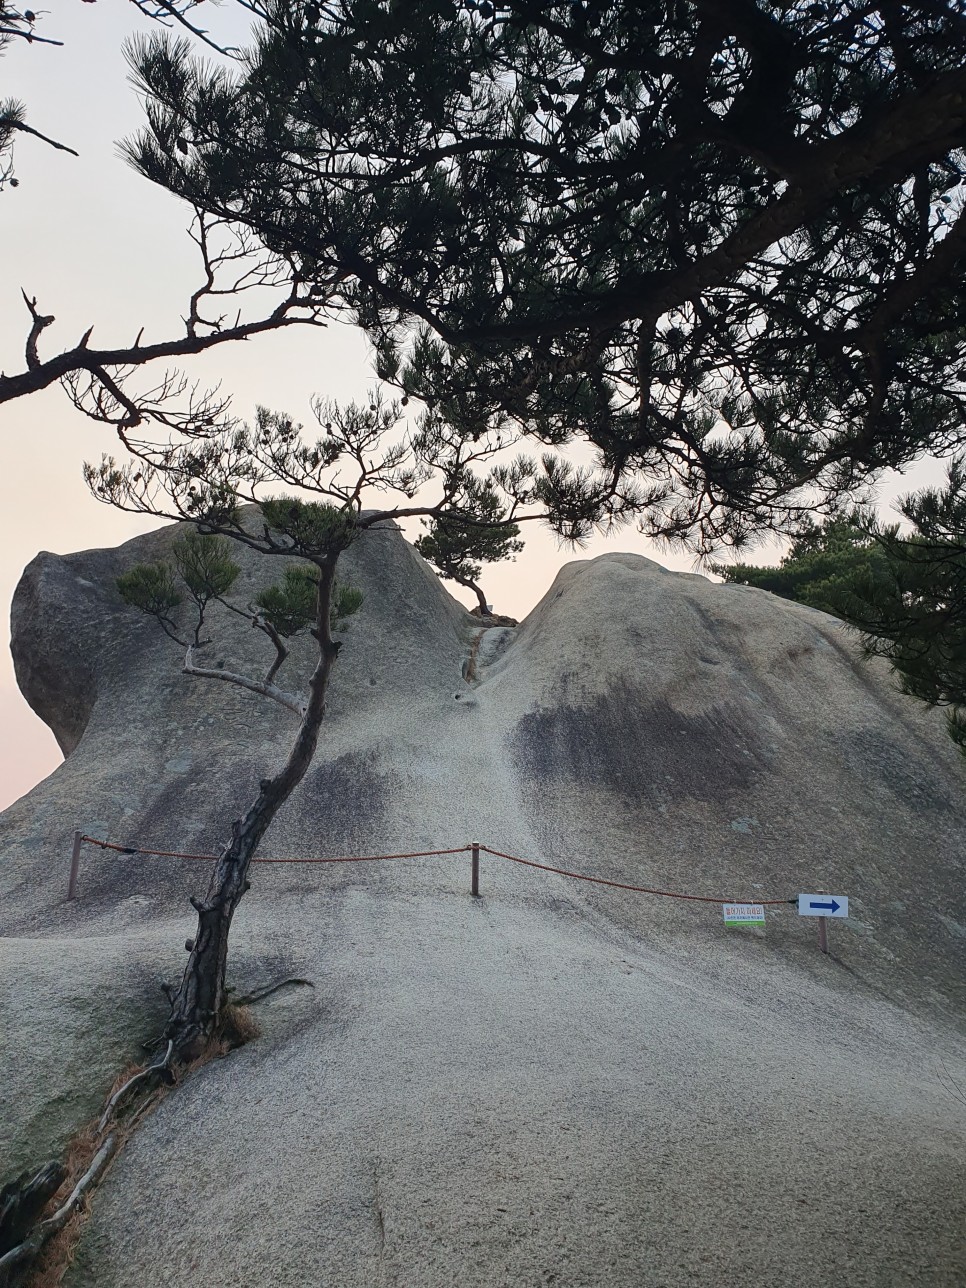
[1,307,322,404]
[5,118,77,156]
[20,290,54,370]
[0,24,63,47]
[183,645,306,717]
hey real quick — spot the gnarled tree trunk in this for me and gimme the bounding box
[452,571,489,615]
[164,554,341,1060]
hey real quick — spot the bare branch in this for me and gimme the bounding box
[2,305,322,403]
[0,24,63,48]
[5,218,326,408]
[128,0,241,58]
[20,290,54,369]
[256,616,289,686]
[183,644,307,717]
[4,117,77,156]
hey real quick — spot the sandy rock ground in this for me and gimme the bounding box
[67,884,966,1288]
[1,519,964,1285]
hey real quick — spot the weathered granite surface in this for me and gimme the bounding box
[2,516,964,1286]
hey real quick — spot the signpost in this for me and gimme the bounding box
[67,830,83,901]
[797,893,849,954]
[722,903,765,927]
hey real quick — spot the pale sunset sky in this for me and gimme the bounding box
[0,1,944,810]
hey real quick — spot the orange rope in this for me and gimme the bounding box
[82,837,216,861]
[256,848,472,864]
[79,835,793,904]
[479,846,794,906]
[80,836,471,864]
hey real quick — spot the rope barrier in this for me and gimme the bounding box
[77,834,793,906]
[79,836,471,864]
[81,837,217,862]
[479,846,794,906]
[252,848,473,864]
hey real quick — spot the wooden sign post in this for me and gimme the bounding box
[67,831,83,901]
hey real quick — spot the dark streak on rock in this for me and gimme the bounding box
[300,751,395,849]
[841,727,959,815]
[513,680,769,804]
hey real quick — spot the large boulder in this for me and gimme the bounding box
[2,517,964,1287]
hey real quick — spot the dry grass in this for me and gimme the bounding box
[463,629,486,683]
[219,1003,261,1050]
[190,1002,262,1062]
[25,1062,155,1288]
[20,1009,260,1286]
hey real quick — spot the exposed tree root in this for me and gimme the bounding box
[0,1050,171,1288]
[97,1042,174,1135]
[0,1138,118,1286]
[0,1167,65,1267]
[1,999,265,1287]
[232,976,315,1007]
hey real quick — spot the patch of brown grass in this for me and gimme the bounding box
[21,1011,260,1287]
[216,1002,262,1052]
[463,629,486,683]
[25,1063,154,1288]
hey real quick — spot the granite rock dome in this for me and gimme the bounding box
[2,516,964,1286]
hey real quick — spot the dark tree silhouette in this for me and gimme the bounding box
[713,515,889,615]
[0,2,76,191]
[0,0,222,191]
[717,464,966,749]
[415,477,523,613]
[0,2,324,422]
[120,0,966,549]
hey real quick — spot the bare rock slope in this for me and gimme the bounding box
[2,517,964,1287]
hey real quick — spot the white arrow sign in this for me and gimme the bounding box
[798,894,848,918]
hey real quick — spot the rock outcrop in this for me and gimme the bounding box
[1,516,964,1287]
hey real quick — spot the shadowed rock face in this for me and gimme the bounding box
[2,521,965,1288]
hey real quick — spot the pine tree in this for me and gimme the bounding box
[716,464,966,749]
[712,516,890,616]
[121,0,966,548]
[415,477,523,613]
[90,392,596,1057]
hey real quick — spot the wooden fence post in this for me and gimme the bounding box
[67,830,82,901]
[817,915,829,954]
[471,843,480,897]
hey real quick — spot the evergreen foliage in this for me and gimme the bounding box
[717,466,966,749]
[124,0,966,548]
[172,530,241,607]
[415,477,523,611]
[119,532,244,643]
[253,562,363,636]
[116,560,183,619]
[117,524,361,648]
[712,517,889,616]
[332,582,365,623]
[253,565,321,638]
[845,467,966,749]
[258,496,356,558]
